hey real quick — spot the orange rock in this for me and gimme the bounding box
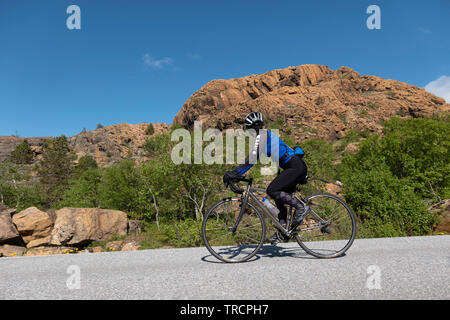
[12,207,54,248]
[49,208,128,246]
[173,64,449,143]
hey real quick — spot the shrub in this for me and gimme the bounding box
[61,168,102,208]
[337,117,449,237]
[145,123,155,135]
[143,132,172,156]
[10,139,33,164]
[340,164,435,237]
[73,155,98,178]
[98,159,141,212]
[301,139,337,181]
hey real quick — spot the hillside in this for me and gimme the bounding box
[0,123,168,166]
[1,64,449,165]
[174,64,449,141]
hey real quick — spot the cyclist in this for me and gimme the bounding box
[223,111,310,244]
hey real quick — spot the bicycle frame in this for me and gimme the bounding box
[232,179,327,236]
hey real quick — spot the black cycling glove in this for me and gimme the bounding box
[223,170,240,187]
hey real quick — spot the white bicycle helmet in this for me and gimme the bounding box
[244,112,264,129]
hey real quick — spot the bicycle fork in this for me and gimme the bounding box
[231,183,252,234]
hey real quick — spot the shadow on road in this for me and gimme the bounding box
[201,244,342,263]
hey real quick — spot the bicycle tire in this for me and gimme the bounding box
[294,193,356,258]
[202,198,266,263]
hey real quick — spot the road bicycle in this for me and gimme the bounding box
[201,176,356,263]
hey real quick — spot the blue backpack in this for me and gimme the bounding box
[294,146,305,157]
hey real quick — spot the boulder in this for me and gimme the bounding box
[0,204,16,215]
[0,244,26,257]
[325,183,342,196]
[50,208,128,246]
[121,240,140,251]
[127,220,143,235]
[0,211,20,244]
[12,207,54,248]
[89,246,103,253]
[432,199,450,235]
[105,241,123,251]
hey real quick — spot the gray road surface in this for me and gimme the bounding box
[0,235,449,300]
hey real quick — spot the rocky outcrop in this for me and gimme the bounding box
[0,122,169,166]
[0,244,26,257]
[432,199,450,235]
[0,206,140,258]
[49,208,128,246]
[1,65,448,166]
[23,246,77,256]
[12,207,54,248]
[0,211,20,244]
[69,122,169,166]
[127,220,143,235]
[0,136,50,165]
[173,64,450,141]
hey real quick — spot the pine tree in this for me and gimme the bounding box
[36,136,75,207]
[10,139,34,164]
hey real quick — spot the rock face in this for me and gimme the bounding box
[23,246,77,256]
[173,64,450,141]
[0,210,20,245]
[12,207,54,248]
[1,65,448,165]
[0,122,169,166]
[432,199,450,234]
[50,208,128,246]
[0,244,26,257]
[0,136,50,165]
[70,122,169,166]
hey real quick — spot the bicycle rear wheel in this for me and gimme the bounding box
[294,193,356,258]
[202,198,265,263]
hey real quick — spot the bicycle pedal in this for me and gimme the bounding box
[321,225,331,234]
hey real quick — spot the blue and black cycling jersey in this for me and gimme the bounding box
[234,129,304,176]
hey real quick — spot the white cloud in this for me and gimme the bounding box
[424,75,450,103]
[417,27,432,34]
[187,53,201,60]
[142,53,173,69]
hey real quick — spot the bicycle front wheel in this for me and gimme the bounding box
[202,198,266,263]
[295,193,356,258]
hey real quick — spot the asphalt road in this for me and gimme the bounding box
[0,235,448,300]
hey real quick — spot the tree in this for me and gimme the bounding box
[145,123,155,135]
[98,159,141,212]
[62,168,102,208]
[10,139,33,164]
[73,155,98,179]
[0,160,42,210]
[143,132,172,156]
[337,117,449,237]
[36,135,75,207]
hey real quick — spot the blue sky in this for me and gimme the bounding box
[0,0,449,137]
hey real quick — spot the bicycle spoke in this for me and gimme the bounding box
[295,193,356,258]
[202,198,265,263]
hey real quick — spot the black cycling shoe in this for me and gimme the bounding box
[267,220,288,245]
[267,231,290,245]
[289,205,310,231]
